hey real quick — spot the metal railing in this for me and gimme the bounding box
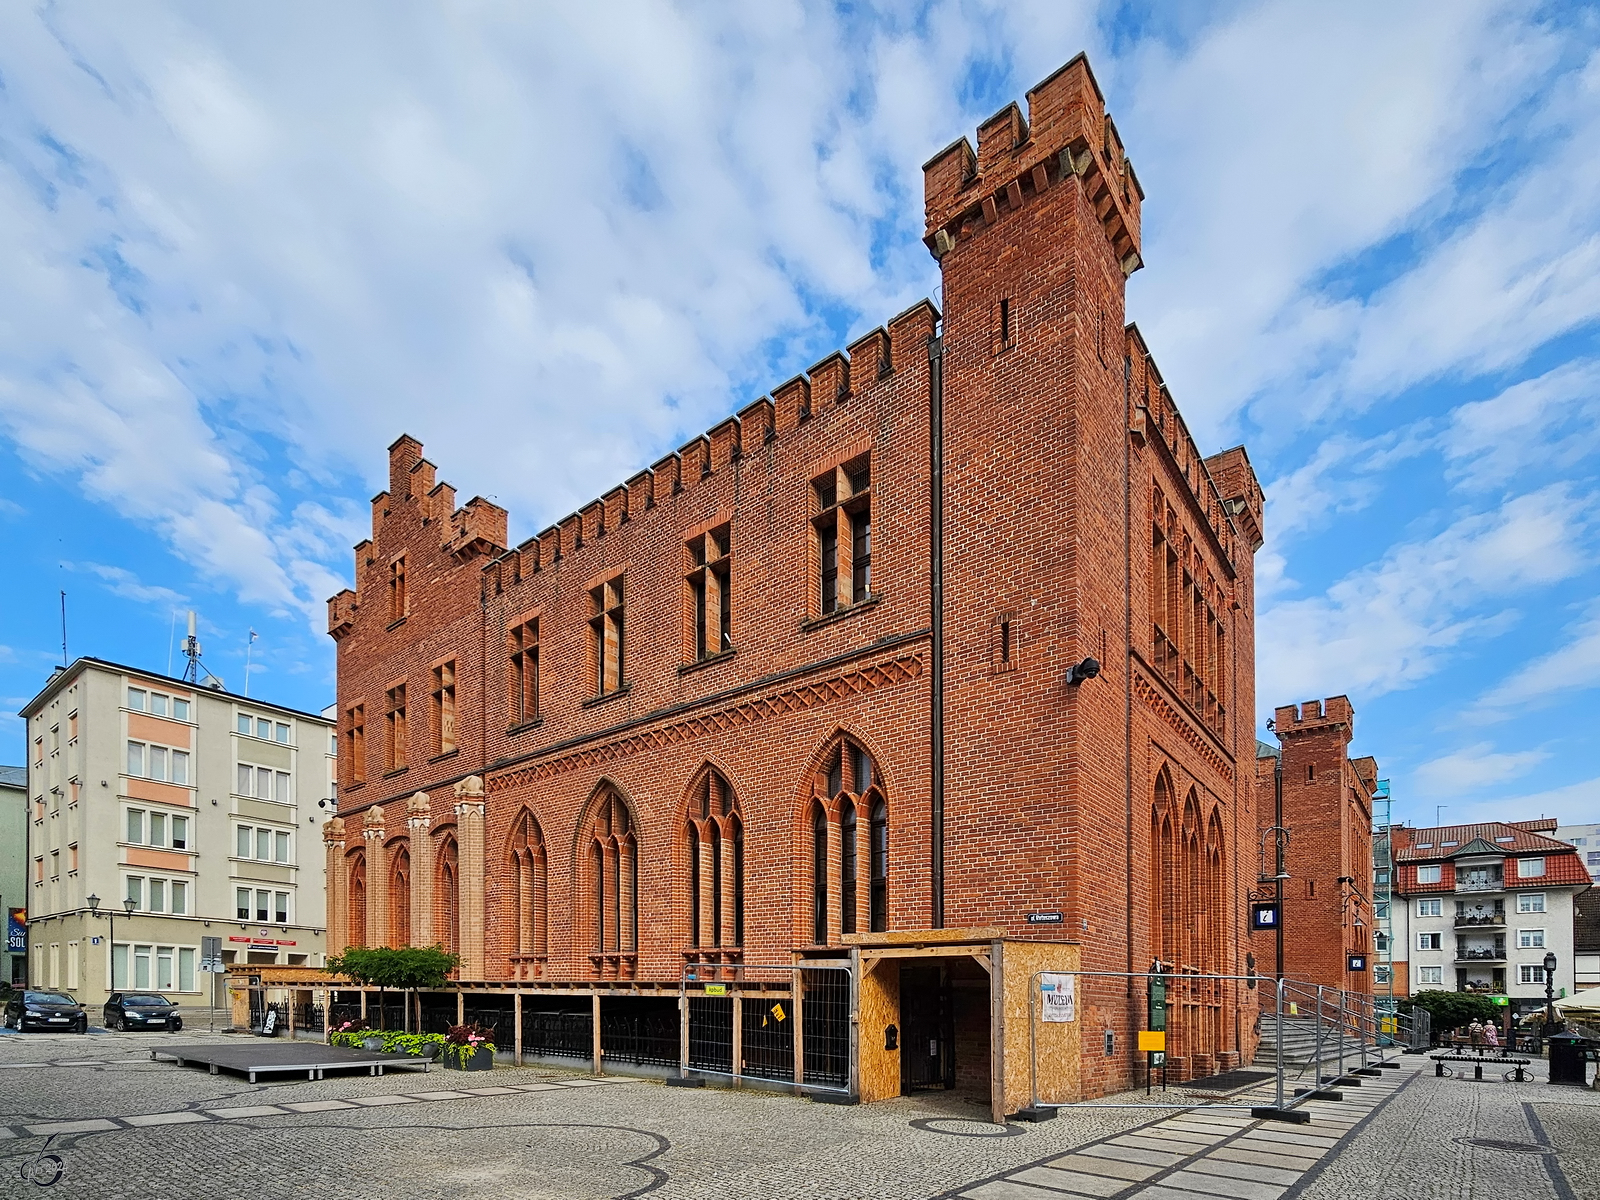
[680,962,853,1094]
[1024,971,1412,1117]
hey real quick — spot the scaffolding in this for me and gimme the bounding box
[1372,779,1395,1013]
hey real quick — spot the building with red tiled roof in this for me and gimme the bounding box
[1388,816,1591,1020]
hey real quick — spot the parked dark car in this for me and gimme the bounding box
[103,993,182,1031]
[2,990,89,1033]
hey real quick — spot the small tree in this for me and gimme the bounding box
[326,945,459,1032]
[1401,989,1499,1038]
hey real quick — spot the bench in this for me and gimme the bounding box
[1431,1053,1532,1082]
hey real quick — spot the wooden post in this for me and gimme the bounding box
[514,992,523,1066]
[592,992,603,1076]
[287,992,296,1040]
[989,940,1006,1125]
[792,967,805,1094]
[360,989,368,1021]
[679,987,690,1078]
[457,991,464,1025]
[732,987,743,1089]
[848,947,861,1100]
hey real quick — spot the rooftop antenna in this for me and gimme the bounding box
[181,610,227,691]
[1435,804,1447,828]
[59,590,68,667]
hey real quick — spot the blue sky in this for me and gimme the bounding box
[1,2,1597,830]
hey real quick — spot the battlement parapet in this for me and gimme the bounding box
[1274,696,1354,739]
[923,53,1142,272]
[428,299,938,588]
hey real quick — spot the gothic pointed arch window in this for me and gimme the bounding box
[348,851,367,947]
[437,833,459,958]
[587,787,637,959]
[806,734,888,944]
[509,810,548,971]
[390,844,411,947]
[685,767,742,951]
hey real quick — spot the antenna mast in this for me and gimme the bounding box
[181,611,226,690]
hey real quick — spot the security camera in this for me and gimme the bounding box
[1068,657,1101,685]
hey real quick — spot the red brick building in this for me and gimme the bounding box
[1255,697,1378,995]
[323,53,1266,1106]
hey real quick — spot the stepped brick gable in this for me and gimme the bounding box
[325,53,1265,1101]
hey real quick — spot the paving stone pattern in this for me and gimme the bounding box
[3,1032,1592,1200]
[954,1067,1410,1200]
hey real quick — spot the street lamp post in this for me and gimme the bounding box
[1543,951,1558,1036]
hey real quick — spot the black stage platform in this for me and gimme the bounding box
[152,1042,433,1084]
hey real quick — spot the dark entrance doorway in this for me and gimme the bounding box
[900,963,955,1092]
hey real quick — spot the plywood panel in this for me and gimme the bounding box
[858,959,901,1102]
[1000,940,1080,1112]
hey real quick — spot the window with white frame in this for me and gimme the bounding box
[1518,892,1546,913]
[1415,865,1442,884]
[1520,965,1548,985]
[126,740,190,785]
[111,942,197,991]
[1417,932,1442,950]
[235,887,290,923]
[235,824,291,864]
[236,764,291,802]
[1374,964,1392,984]
[127,687,191,722]
[1417,898,1443,917]
[124,808,190,850]
[1518,929,1545,949]
[1518,858,1546,878]
[238,712,291,743]
[1418,966,1443,986]
[123,874,189,915]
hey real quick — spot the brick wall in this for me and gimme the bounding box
[1258,697,1378,994]
[325,52,1264,1097]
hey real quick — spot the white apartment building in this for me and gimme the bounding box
[1389,819,1591,1021]
[21,658,334,1005]
[1554,822,1600,885]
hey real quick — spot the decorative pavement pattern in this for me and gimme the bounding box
[2,1031,1595,1199]
[946,1067,1413,1200]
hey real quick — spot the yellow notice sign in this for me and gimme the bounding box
[1137,1030,1166,1053]
[704,983,727,996]
[771,1003,786,1023]
[1288,1002,1300,1016]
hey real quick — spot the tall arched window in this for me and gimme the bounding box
[348,852,367,947]
[437,834,459,958]
[807,734,888,944]
[587,787,637,956]
[390,845,411,947]
[811,802,828,945]
[509,810,548,966]
[686,768,742,950]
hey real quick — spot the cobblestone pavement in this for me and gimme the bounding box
[0,1032,1585,1200]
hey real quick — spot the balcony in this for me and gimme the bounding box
[1456,878,1503,893]
[1455,949,1506,963]
[1454,913,1505,928]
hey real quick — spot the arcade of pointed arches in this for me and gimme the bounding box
[338,731,889,978]
[1149,765,1229,1069]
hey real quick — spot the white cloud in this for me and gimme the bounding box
[1422,774,1600,829]
[1469,605,1600,720]
[1122,0,1560,438]
[1412,742,1549,797]
[71,562,186,607]
[1258,484,1594,711]
[1443,359,1600,490]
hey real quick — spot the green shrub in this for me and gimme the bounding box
[330,1029,445,1057]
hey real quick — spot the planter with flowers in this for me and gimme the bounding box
[442,1022,496,1071]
